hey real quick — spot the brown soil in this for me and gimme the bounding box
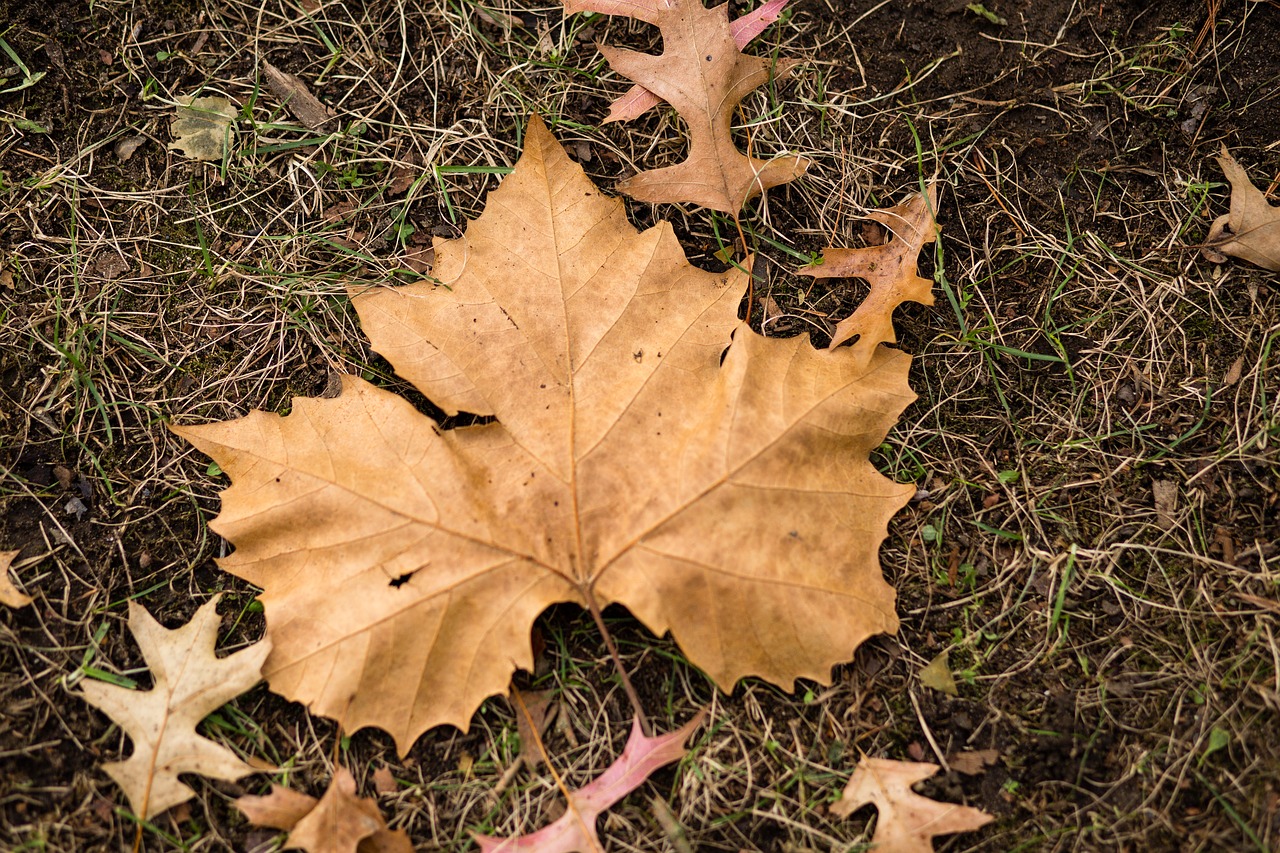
[2,0,1278,850]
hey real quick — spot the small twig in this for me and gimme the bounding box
[908,690,950,774]
[512,689,600,851]
[581,587,651,737]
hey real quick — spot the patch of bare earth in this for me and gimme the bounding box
[1,0,1277,850]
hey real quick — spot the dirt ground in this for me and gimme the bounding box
[1,0,1278,850]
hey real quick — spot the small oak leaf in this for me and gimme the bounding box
[1205,147,1280,272]
[238,769,411,853]
[831,757,993,852]
[605,0,791,123]
[77,595,270,819]
[564,0,809,212]
[798,183,940,350]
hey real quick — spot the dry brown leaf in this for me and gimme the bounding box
[237,769,411,853]
[474,713,703,851]
[0,550,32,608]
[287,769,410,853]
[798,184,940,349]
[1206,148,1280,272]
[172,116,915,753]
[831,757,993,852]
[946,749,999,776]
[77,595,271,818]
[917,650,957,697]
[238,784,319,830]
[564,0,809,212]
[605,0,790,124]
[371,765,398,795]
[168,95,235,161]
[492,688,558,799]
[262,62,336,133]
[472,4,524,30]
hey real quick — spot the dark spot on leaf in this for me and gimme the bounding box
[389,572,415,588]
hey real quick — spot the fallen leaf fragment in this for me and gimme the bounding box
[564,0,809,212]
[917,650,957,697]
[173,116,915,752]
[1206,148,1280,272]
[473,4,524,30]
[946,749,999,776]
[831,757,993,852]
[474,713,704,852]
[371,765,398,795]
[238,783,319,829]
[262,62,336,132]
[76,595,271,818]
[606,0,790,123]
[799,184,940,349]
[168,95,236,161]
[1152,479,1179,530]
[237,768,411,853]
[0,550,32,608]
[493,688,558,799]
[114,134,146,162]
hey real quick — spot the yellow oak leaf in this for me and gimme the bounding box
[831,757,993,852]
[77,595,270,819]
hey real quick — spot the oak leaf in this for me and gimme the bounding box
[474,713,703,852]
[0,550,32,608]
[605,0,790,124]
[172,116,917,753]
[237,768,412,853]
[798,184,940,349]
[76,595,271,819]
[830,757,993,852]
[1205,147,1280,272]
[563,0,809,212]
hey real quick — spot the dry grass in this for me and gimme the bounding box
[1,0,1278,850]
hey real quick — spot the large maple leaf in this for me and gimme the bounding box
[172,116,919,754]
[563,0,810,212]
